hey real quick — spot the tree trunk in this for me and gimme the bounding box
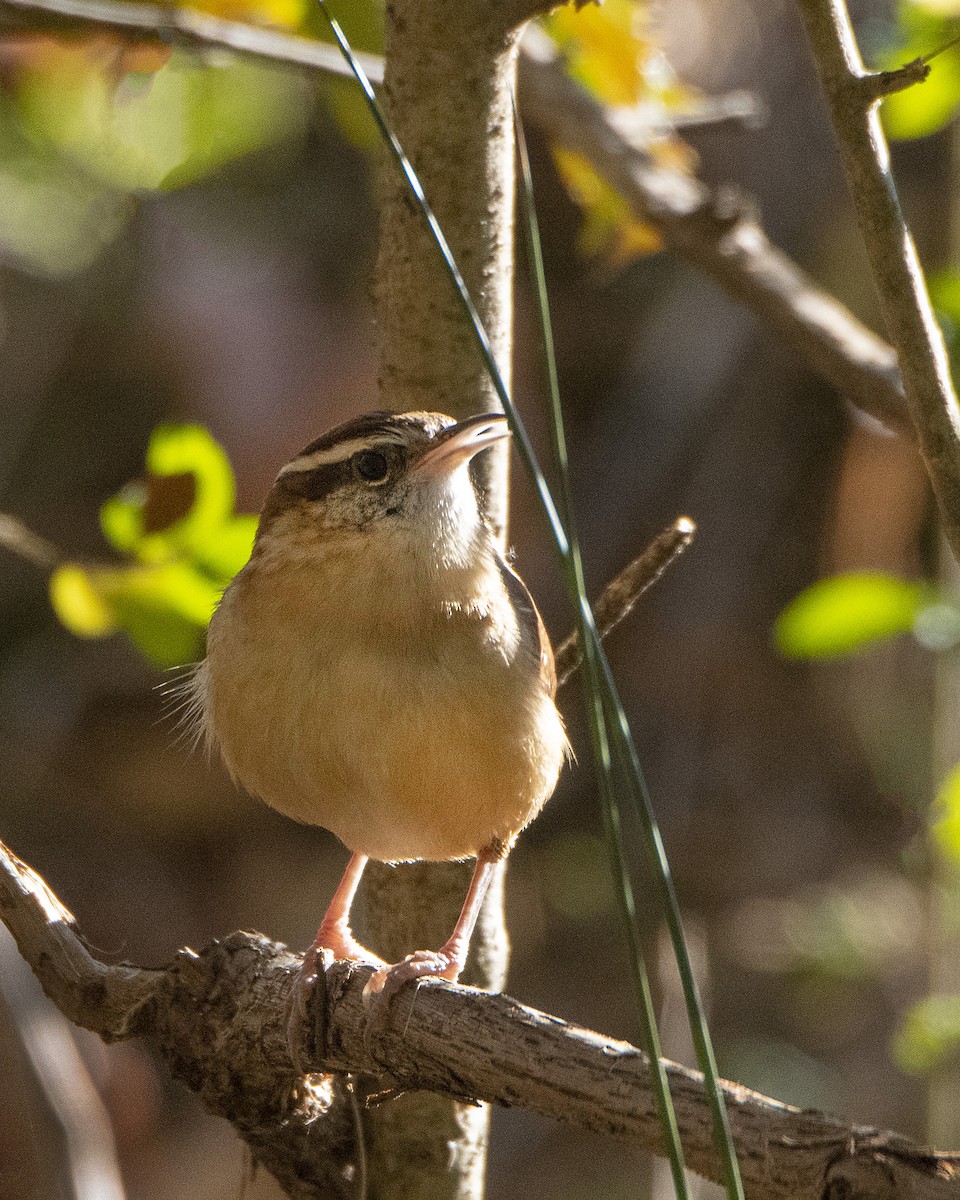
[361,1,523,1196]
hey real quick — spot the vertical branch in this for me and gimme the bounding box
[795,0,960,560]
[362,2,524,1195]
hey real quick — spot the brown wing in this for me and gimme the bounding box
[496,555,557,697]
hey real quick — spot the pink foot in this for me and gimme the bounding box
[363,947,464,1002]
[286,933,387,1072]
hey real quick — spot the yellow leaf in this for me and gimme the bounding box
[183,0,307,29]
[553,147,662,265]
[50,564,116,637]
[548,0,652,107]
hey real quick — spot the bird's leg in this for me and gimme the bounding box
[365,840,505,998]
[287,852,386,1071]
[314,852,386,965]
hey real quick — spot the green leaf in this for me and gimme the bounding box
[145,423,235,547]
[879,6,960,140]
[50,561,219,667]
[883,49,960,139]
[16,51,308,194]
[775,573,927,660]
[191,514,258,581]
[99,423,254,584]
[50,564,116,637]
[100,482,149,557]
[894,995,960,1074]
[933,762,960,866]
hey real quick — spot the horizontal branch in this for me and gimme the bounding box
[0,0,911,437]
[0,0,385,78]
[2,837,958,1200]
[518,26,910,436]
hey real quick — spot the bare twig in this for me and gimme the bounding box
[0,513,61,571]
[518,25,911,436]
[1,838,959,1200]
[796,0,960,560]
[555,516,696,688]
[0,0,383,78]
[856,58,930,103]
[0,927,127,1200]
[0,0,911,435]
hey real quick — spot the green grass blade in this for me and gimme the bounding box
[514,106,689,1200]
[317,9,744,1198]
[514,114,743,1193]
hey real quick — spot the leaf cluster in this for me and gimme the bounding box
[50,423,256,667]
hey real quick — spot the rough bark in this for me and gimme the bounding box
[2,839,959,1200]
[796,0,960,558]
[363,2,525,1195]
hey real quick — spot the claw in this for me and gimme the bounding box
[287,937,387,1073]
[363,947,463,1004]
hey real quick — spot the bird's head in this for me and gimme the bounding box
[253,410,510,568]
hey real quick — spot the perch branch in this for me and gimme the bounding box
[0,0,911,434]
[1,838,959,1200]
[796,0,960,560]
[554,516,695,688]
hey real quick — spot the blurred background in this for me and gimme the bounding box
[0,0,957,1195]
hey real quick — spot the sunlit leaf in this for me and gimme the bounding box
[894,995,960,1074]
[543,1,696,265]
[100,482,147,557]
[547,0,659,108]
[552,147,662,265]
[933,762,960,865]
[99,424,253,583]
[15,49,308,194]
[51,560,219,666]
[188,0,307,29]
[146,423,234,540]
[883,50,960,139]
[880,4,960,139]
[775,572,928,659]
[50,564,116,637]
[0,92,130,278]
[193,514,258,580]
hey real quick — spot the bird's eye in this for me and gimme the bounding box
[352,449,390,483]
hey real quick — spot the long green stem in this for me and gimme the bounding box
[318,8,744,1198]
[514,107,688,1200]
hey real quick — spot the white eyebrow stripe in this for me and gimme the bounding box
[278,437,383,476]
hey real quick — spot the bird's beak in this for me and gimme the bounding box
[415,413,510,477]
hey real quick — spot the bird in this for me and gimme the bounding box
[188,409,568,1000]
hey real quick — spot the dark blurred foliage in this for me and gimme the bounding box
[0,0,953,1196]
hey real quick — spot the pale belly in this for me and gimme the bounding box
[202,603,567,862]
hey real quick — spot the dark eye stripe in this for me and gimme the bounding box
[280,460,352,503]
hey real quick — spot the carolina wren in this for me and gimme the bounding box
[191,410,567,996]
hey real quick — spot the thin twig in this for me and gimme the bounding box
[0,513,61,571]
[796,0,960,562]
[555,517,695,688]
[0,0,912,435]
[0,0,384,78]
[0,928,128,1200]
[517,25,910,435]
